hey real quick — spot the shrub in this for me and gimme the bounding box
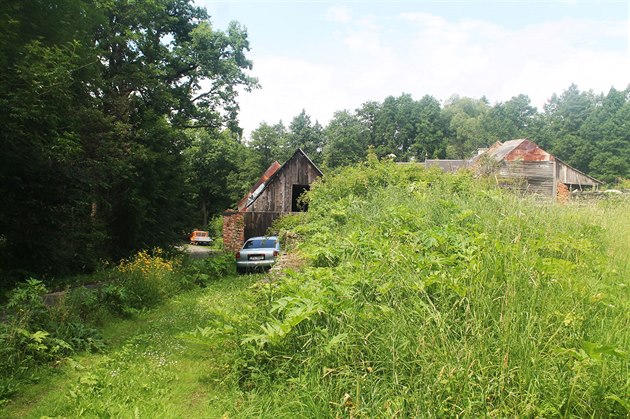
[186,253,235,287]
[4,278,49,329]
[50,286,109,326]
[114,248,177,309]
[207,214,224,239]
[0,279,81,403]
[267,213,307,251]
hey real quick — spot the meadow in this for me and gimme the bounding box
[1,158,628,417]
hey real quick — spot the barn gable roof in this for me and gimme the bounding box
[239,149,323,211]
[486,138,553,162]
[481,138,602,186]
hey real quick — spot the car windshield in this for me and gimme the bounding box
[244,238,277,249]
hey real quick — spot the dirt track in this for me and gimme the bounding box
[184,243,215,259]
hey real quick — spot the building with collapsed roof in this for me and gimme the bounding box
[424,139,602,198]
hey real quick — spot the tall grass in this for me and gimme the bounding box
[236,158,629,417]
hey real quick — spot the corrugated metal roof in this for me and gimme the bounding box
[486,138,553,162]
[237,161,282,211]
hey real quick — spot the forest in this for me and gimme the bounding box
[1,0,629,288]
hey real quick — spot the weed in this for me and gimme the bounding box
[233,159,629,417]
[112,248,179,309]
[0,279,88,404]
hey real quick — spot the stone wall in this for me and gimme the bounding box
[222,210,244,253]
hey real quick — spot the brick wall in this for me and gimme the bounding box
[556,182,570,203]
[223,211,244,253]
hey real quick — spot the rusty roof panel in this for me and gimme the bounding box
[237,161,282,211]
[487,139,553,162]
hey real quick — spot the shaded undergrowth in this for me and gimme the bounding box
[0,250,235,407]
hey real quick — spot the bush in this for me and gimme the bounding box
[50,286,109,326]
[207,215,224,239]
[3,278,49,329]
[0,279,104,404]
[114,248,177,309]
[267,213,307,251]
[186,253,235,287]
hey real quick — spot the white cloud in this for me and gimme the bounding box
[326,5,352,23]
[392,14,629,108]
[236,11,629,139]
[236,55,346,137]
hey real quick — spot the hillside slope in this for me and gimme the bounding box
[236,157,629,417]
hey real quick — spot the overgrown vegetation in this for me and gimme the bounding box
[0,279,101,405]
[2,0,627,293]
[2,161,628,416]
[0,250,235,405]
[227,158,629,417]
[1,272,257,418]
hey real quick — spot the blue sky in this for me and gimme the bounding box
[196,1,630,138]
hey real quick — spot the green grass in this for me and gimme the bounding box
[2,160,628,418]
[1,273,260,418]
[232,161,630,417]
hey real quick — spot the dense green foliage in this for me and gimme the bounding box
[2,1,627,414]
[0,0,257,286]
[1,0,628,318]
[252,86,630,185]
[233,159,629,416]
[1,272,257,417]
[1,168,627,415]
[185,129,261,226]
[0,279,104,404]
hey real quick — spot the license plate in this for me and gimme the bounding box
[248,255,264,261]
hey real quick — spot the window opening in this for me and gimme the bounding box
[291,184,310,212]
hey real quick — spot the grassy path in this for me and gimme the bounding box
[2,274,259,418]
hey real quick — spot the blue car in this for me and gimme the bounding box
[235,236,281,273]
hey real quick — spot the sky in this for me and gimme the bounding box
[195,0,630,139]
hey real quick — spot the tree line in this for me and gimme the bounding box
[201,87,630,238]
[1,0,628,287]
[249,87,630,183]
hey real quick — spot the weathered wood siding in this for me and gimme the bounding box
[243,212,284,240]
[249,152,321,213]
[556,161,600,187]
[498,161,555,196]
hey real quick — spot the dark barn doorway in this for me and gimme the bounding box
[291,184,310,212]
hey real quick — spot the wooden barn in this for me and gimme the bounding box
[423,139,602,199]
[223,149,323,252]
[479,139,603,197]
